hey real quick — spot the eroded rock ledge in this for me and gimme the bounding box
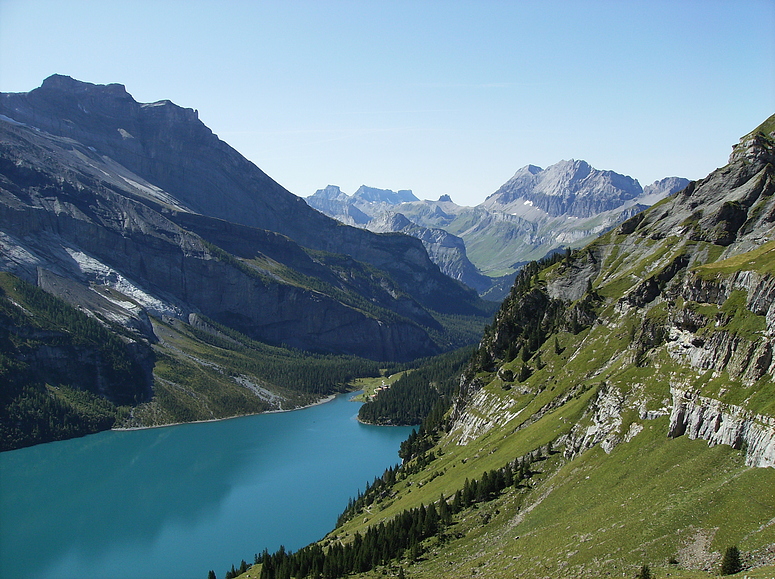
[668,386,775,468]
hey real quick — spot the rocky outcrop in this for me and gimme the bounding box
[669,387,775,467]
[453,385,527,445]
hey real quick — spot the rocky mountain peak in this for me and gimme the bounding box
[3,74,201,135]
[729,113,775,165]
[312,185,348,201]
[483,158,643,218]
[353,186,419,204]
[369,211,413,231]
[642,176,691,199]
[509,164,543,179]
[40,74,130,97]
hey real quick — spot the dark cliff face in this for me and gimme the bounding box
[0,76,494,362]
[1,75,480,317]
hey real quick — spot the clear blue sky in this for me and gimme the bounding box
[1,0,773,206]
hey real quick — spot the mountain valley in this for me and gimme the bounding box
[306,165,689,301]
[0,76,493,449]
[1,75,773,579]
[235,115,775,579]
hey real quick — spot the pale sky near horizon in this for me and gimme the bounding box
[1,0,774,206]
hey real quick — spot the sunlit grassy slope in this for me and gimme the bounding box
[233,127,775,578]
[321,325,774,578]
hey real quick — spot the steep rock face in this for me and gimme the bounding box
[453,381,527,445]
[1,76,481,317]
[0,110,440,361]
[450,114,775,470]
[366,211,493,293]
[482,159,644,218]
[668,387,775,467]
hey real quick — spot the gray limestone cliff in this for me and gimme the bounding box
[1,75,482,319]
[450,113,775,470]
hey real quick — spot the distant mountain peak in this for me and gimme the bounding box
[40,74,130,96]
[353,186,419,204]
[484,159,643,218]
[512,165,543,179]
[642,176,691,199]
[311,185,348,201]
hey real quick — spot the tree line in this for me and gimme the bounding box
[357,346,473,426]
[219,444,550,579]
[467,247,601,378]
[0,273,147,450]
[187,315,387,395]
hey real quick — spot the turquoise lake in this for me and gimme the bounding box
[0,393,413,579]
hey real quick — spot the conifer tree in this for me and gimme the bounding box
[452,489,463,513]
[504,463,514,487]
[438,493,452,526]
[720,546,742,575]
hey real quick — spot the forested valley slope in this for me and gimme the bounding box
[227,115,775,579]
[0,75,494,450]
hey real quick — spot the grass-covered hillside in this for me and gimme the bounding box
[227,115,775,579]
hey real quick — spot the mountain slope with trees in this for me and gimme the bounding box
[0,76,494,449]
[230,115,775,579]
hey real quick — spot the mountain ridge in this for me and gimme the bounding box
[244,113,775,579]
[307,164,689,297]
[1,75,483,316]
[0,75,492,449]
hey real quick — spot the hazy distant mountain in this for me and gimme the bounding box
[365,211,493,294]
[481,159,644,217]
[353,185,419,204]
[308,186,497,294]
[307,164,689,300]
[306,185,420,225]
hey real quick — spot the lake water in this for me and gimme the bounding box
[0,393,413,579]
